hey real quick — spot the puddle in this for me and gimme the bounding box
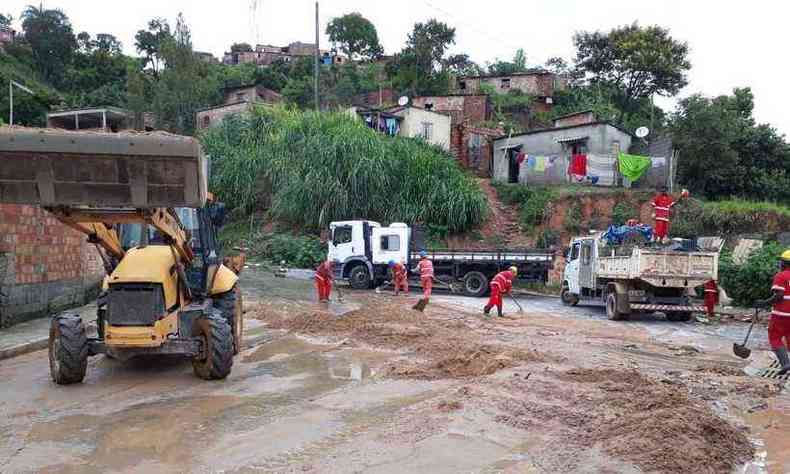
[743,393,790,473]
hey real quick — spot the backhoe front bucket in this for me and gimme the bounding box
[0,127,207,208]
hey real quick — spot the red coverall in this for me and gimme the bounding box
[417,259,434,299]
[768,269,790,350]
[486,271,514,313]
[314,261,333,302]
[392,262,409,295]
[703,280,719,318]
[651,192,676,240]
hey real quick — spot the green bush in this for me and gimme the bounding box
[520,189,557,228]
[261,233,326,269]
[493,183,534,206]
[719,242,784,307]
[611,201,639,226]
[563,203,583,233]
[201,106,487,233]
[537,229,560,248]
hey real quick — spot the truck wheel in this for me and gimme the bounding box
[463,271,488,297]
[667,312,692,322]
[605,293,628,321]
[349,265,371,290]
[49,314,89,385]
[192,313,233,380]
[213,285,243,355]
[561,287,579,306]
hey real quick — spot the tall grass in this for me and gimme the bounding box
[201,106,487,232]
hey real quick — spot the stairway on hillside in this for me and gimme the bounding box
[477,179,521,248]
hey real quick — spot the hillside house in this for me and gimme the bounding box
[0,27,15,46]
[454,70,568,114]
[196,84,282,130]
[223,41,345,66]
[47,107,133,132]
[349,105,452,150]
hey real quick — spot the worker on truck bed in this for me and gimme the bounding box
[412,251,433,311]
[759,250,790,375]
[651,186,688,242]
[314,260,335,303]
[389,260,409,296]
[704,280,719,319]
[484,267,517,318]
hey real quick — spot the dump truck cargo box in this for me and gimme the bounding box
[0,127,207,208]
[597,247,718,288]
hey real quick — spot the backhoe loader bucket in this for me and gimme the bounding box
[0,127,207,208]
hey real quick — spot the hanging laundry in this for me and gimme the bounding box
[516,152,526,166]
[385,118,399,136]
[651,156,666,168]
[618,153,652,181]
[527,155,536,170]
[535,156,546,172]
[569,154,587,177]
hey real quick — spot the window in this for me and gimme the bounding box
[581,244,591,265]
[202,115,210,128]
[380,235,400,251]
[420,122,433,141]
[424,102,434,110]
[570,243,581,261]
[501,78,511,89]
[332,226,353,245]
[459,81,466,90]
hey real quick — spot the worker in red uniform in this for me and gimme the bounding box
[389,260,409,296]
[484,267,517,318]
[651,187,688,242]
[412,251,433,311]
[760,250,790,375]
[703,280,719,319]
[314,260,335,303]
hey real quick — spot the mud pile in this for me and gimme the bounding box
[496,368,754,473]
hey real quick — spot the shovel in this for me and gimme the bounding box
[375,281,392,294]
[335,284,345,304]
[412,298,428,312]
[509,293,524,313]
[733,308,758,359]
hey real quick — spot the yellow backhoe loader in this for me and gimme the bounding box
[0,127,243,383]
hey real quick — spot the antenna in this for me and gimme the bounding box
[635,126,649,139]
[398,96,409,106]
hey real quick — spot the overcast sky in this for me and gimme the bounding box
[5,0,788,135]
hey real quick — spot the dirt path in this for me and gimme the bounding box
[446,179,527,249]
[0,269,787,473]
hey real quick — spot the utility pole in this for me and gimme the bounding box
[314,1,320,111]
[9,80,35,126]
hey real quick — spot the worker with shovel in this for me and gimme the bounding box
[314,259,335,303]
[484,267,517,318]
[389,260,409,296]
[412,251,433,312]
[759,250,790,374]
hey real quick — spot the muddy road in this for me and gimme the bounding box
[1,266,788,473]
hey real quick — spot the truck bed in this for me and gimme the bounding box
[412,248,554,263]
[597,247,718,287]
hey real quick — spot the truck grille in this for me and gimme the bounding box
[107,284,165,326]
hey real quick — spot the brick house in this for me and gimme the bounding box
[454,70,567,114]
[196,84,282,130]
[223,41,346,66]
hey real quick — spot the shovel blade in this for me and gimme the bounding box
[733,343,751,359]
[412,298,427,312]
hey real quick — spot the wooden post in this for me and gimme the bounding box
[102,111,107,132]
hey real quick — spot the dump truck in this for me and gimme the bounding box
[327,220,554,295]
[561,234,719,321]
[0,127,242,383]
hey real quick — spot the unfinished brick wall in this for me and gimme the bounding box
[0,204,104,327]
[457,125,504,177]
[411,95,491,126]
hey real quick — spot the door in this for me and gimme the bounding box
[579,239,595,289]
[329,224,355,263]
[508,149,520,183]
[564,241,582,294]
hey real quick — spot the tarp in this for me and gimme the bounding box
[618,153,652,181]
[602,224,653,245]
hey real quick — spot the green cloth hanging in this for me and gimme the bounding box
[618,153,652,181]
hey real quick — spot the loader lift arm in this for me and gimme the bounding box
[49,206,194,265]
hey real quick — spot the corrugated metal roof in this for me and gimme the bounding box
[555,135,589,143]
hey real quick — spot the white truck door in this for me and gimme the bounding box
[371,224,409,265]
[564,240,582,294]
[579,239,595,289]
[328,222,358,263]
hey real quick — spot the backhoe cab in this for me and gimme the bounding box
[0,127,244,384]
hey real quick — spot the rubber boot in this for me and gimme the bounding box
[497,307,503,318]
[774,347,790,375]
[483,305,491,317]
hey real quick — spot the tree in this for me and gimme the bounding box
[405,19,455,73]
[387,19,455,96]
[670,87,790,202]
[1,13,13,29]
[152,14,221,134]
[443,53,482,76]
[21,5,77,87]
[126,63,150,130]
[135,18,171,77]
[326,12,384,60]
[487,49,529,75]
[574,23,690,121]
[230,42,252,53]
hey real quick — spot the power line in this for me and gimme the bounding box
[419,0,524,53]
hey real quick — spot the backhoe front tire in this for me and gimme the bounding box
[49,314,89,385]
[213,285,243,354]
[192,313,233,380]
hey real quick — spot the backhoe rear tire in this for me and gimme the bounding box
[49,314,89,385]
[213,285,243,354]
[192,313,233,380]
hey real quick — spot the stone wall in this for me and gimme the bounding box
[0,204,104,327]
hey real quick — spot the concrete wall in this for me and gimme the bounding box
[554,111,596,128]
[411,95,490,126]
[0,205,104,327]
[393,108,452,150]
[196,102,250,130]
[456,73,566,97]
[492,123,633,185]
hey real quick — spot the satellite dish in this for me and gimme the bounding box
[398,96,409,106]
[635,126,649,138]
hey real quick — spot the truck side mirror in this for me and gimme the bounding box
[563,247,571,261]
[209,202,226,229]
